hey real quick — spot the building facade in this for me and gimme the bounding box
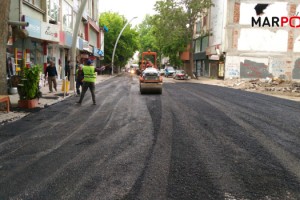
[7,0,104,81]
[224,0,300,81]
[193,0,300,81]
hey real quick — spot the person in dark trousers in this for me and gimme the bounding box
[45,60,58,93]
[75,64,84,95]
[76,59,97,105]
[65,60,71,81]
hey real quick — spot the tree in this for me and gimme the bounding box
[137,15,160,65]
[99,12,139,71]
[0,0,11,94]
[137,15,158,54]
[179,0,214,76]
[152,0,188,67]
[147,0,213,75]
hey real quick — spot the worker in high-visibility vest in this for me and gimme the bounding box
[76,59,97,105]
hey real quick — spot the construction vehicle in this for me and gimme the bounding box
[139,50,163,94]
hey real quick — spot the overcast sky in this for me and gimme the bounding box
[98,0,158,26]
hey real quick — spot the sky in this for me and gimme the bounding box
[98,0,158,27]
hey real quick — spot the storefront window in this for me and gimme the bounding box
[29,42,43,66]
[47,0,60,22]
[89,29,97,47]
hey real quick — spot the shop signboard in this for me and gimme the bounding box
[76,37,80,49]
[89,45,93,53]
[41,22,59,42]
[59,31,65,45]
[78,37,84,50]
[23,15,41,39]
[100,30,105,56]
[82,40,89,51]
[59,31,73,47]
[65,31,73,47]
[78,38,90,52]
[93,47,104,57]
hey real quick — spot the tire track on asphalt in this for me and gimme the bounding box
[0,77,128,197]
[133,88,173,200]
[163,83,248,199]
[0,76,121,160]
[179,83,300,189]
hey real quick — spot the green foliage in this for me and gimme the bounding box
[18,65,42,100]
[99,12,140,67]
[137,15,159,53]
[137,0,213,68]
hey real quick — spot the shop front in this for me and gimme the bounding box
[194,52,208,77]
[206,45,225,79]
[21,16,59,74]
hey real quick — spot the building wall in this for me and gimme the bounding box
[205,0,227,78]
[9,0,21,21]
[22,5,44,21]
[225,0,300,81]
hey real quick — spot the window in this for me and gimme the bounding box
[62,1,73,32]
[87,0,95,19]
[203,16,207,27]
[73,0,82,12]
[201,36,209,52]
[196,20,201,34]
[24,0,41,8]
[88,0,92,18]
[47,0,60,22]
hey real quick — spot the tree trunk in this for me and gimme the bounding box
[0,0,11,95]
[186,40,194,78]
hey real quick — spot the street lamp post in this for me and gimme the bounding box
[70,0,88,91]
[111,16,137,75]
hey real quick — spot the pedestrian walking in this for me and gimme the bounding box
[65,60,71,81]
[75,64,84,95]
[76,59,97,105]
[44,60,58,93]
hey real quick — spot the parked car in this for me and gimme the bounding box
[173,70,188,80]
[164,66,175,77]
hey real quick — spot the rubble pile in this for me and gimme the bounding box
[225,78,300,98]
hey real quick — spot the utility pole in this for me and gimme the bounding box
[70,0,88,91]
[111,16,137,76]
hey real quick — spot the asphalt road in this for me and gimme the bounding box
[0,73,299,200]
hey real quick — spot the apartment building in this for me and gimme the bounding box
[224,0,300,81]
[194,0,300,81]
[7,0,104,80]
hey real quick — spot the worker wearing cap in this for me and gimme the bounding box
[76,59,97,105]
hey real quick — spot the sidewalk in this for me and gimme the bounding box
[0,75,114,125]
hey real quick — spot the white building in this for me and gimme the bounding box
[203,0,300,81]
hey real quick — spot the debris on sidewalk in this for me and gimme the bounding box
[227,77,300,97]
